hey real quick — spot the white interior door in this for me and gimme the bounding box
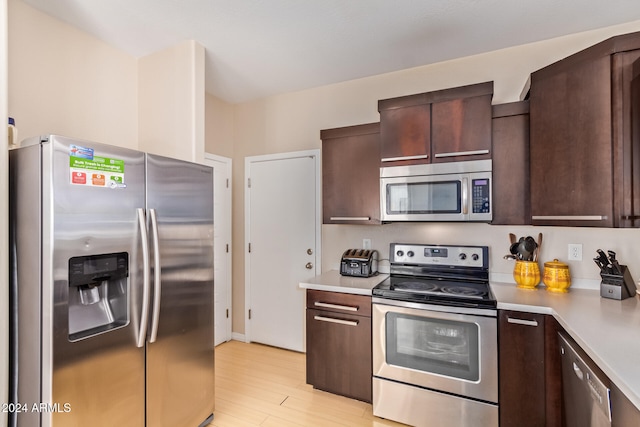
[245,150,320,352]
[205,153,233,346]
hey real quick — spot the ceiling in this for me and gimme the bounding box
[22,0,640,104]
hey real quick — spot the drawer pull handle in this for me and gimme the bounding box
[314,302,359,311]
[507,317,538,327]
[434,149,490,158]
[381,154,429,162]
[314,315,359,326]
[329,216,370,221]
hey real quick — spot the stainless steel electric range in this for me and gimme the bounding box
[371,243,498,427]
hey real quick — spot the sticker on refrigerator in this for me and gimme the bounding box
[69,144,95,160]
[69,156,126,188]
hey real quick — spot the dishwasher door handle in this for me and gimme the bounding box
[572,361,584,380]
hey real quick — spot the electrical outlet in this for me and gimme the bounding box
[363,239,372,250]
[568,244,583,261]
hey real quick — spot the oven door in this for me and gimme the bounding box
[372,300,498,403]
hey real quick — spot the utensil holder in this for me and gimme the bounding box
[600,265,636,300]
[514,260,541,290]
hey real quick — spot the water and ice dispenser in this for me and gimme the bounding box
[68,252,129,341]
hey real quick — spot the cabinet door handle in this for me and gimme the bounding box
[434,149,490,158]
[507,317,538,327]
[314,301,359,311]
[329,216,371,221]
[381,154,429,162]
[532,215,606,221]
[314,315,359,326]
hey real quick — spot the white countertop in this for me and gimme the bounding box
[299,270,388,295]
[300,272,640,410]
[491,281,640,410]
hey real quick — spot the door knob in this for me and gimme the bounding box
[307,248,313,255]
[305,262,314,269]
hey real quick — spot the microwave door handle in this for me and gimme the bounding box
[462,177,469,215]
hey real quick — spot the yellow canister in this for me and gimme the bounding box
[543,259,571,293]
[513,260,541,289]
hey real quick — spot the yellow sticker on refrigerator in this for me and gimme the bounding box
[69,156,126,188]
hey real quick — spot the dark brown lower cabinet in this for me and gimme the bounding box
[305,290,372,403]
[499,310,546,426]
[501,310,640,426]
[499,310,562,427]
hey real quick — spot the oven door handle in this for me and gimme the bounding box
[314,315,359,326]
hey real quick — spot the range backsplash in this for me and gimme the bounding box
[322,223,640,290]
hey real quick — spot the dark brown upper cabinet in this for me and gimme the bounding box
[530,31,640,227]
[491,101,531,225]
[321,122,381,225]
[378,82,493,167]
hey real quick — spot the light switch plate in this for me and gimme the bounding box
[363,239,372,249]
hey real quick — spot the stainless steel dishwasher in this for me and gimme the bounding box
[559,332,612,427]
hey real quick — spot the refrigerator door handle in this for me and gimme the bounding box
[149,208,162,343]
[137,208,151,348]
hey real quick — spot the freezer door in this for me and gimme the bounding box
[146,154,215,427]
[11,136,147,426]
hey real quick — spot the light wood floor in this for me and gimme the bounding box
[211,340,406,427]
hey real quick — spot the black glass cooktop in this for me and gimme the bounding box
[372,275,497,309]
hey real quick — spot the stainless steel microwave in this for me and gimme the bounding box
[380,160,492,222]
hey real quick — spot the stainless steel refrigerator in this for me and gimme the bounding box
[9,135,215,426]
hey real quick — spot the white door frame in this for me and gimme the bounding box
[204,153,233,345]
[244,149,321,347]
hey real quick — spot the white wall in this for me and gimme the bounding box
[230,20,640,334]
[139,40,206,163]
[205,92,234,158]
[7,0,138,148]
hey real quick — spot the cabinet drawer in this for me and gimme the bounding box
[306,290,371,317]
[306,308,372,402]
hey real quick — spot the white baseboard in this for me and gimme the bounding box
[231,332,246,342]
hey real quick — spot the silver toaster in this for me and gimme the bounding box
[340,249,379,277]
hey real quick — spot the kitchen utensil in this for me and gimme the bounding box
[509,233,517,245]
[608,250,622,275]
[503,254,517,260]
[593,257,607,273]
[510,242,520,258]
[516,236,538,261]
[543,259,571,293]
[596,249,612,274]
[513,260,541,289]
[534,233,543,261]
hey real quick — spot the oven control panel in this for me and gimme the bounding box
[391,244,488,268]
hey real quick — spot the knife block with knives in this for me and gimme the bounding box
[595,249,637,300]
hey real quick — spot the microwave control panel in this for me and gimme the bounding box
[472,178,490,213]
